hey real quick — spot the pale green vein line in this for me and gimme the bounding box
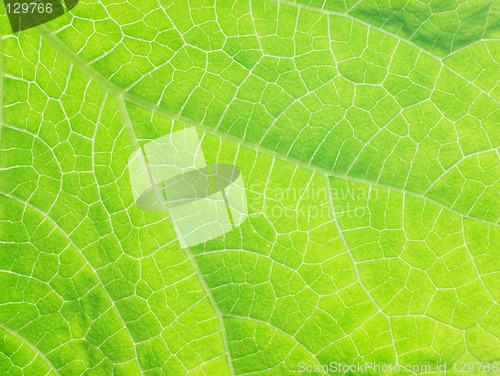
[0,192,143,372]
[0,37,3,147]
[223,314,328,376]
[424,148,500,195]
[35,25,122,97]
[195,248,313,289]
[274,0,500,105]
[461,217,497,304]
[186,247,236,376]
[481,0,493,40]
[33,23,499,229]
[0,323,62,376]
[325,175,399,363]
[444,39,498,62]
[123,100,500,228]
[118,92,235,374]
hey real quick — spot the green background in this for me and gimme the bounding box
[0,0,499,374]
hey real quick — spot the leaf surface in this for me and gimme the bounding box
[0,0,499,374]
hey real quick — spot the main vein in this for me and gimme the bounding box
[34,24,499,228]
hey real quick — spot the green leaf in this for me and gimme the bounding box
[0,0,498,374]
